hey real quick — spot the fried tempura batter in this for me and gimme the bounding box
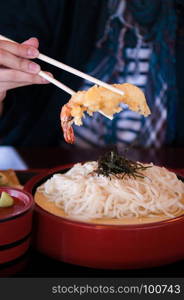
[60,83,151,143]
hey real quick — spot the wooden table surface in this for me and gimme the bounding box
[15,146,184,170]
[0,146,183,170]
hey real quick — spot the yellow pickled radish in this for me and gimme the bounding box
[0,191,14,207]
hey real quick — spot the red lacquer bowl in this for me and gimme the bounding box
[0,187,34,264]
[25,166,184,270]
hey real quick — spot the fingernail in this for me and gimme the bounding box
[28,62,40,73]
[41,72,53,82]
[27,47,39,57]
[41,77,49,83]
[47,72,54,77]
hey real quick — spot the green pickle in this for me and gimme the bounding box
[0,191,14,207]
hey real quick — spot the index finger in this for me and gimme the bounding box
[0,39,39,59]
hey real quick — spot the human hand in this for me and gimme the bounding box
[0,37,51,102]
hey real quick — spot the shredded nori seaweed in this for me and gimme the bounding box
[95,150,150,180]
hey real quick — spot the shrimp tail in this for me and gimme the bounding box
[60,104,75,144]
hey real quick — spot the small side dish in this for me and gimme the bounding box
[0,191,14,208]
[0,187,34,264]
[0,169,22,189]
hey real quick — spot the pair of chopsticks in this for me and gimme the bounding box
[0,34,125,119]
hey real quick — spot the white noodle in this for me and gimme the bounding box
[38,162,184,220]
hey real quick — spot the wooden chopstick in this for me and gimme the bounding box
[38,53,125,96]
[0,35,124,97]
[39,72,113,120]
[39,71,75,95]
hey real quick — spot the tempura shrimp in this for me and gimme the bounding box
[60,83,151,144]
[60,103,75,144]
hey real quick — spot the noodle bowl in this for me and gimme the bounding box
[35,162,184,225]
